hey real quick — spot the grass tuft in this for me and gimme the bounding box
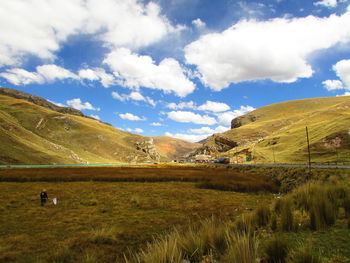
[263,235,289,263]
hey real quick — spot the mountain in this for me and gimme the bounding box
[153,136,200,160]
[197,96,350,164]
[0,87,197,165]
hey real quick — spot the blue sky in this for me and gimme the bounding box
[0,0,350,142]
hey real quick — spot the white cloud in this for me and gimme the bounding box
[198,101,230,112]
[322,79,345,90]
[166,101,196,110]
[0,68,44,85]
[119,113,146,121]
[0,64,77,85]
[165,132,208,143]
[150,122,163,126]
[48,100,66,107]
[340,91,350,96]
[79,68,116,88]
[189,125,230,134]
[167,111,217,125]
[66,98,100,111]
[111,91,156,106]
[216,106,255,125]
[185,10,350,90]
[104,48,195,97]
[127,127,144,133]
[90,114,100,120]
[333,59,350,89]
[36,64,78,82]
[0,0,176,67]
[192,18,206,28]
[314,0,338,8]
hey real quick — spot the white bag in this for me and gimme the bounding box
[52,198,57,205]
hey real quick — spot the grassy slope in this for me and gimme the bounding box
[0,94,157,164]
[153,136,200,160]
[205,96,350,163]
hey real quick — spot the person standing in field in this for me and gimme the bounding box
[40,189,48,206]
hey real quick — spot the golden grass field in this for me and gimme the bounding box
[0,166,274,263]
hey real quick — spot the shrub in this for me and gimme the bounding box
[263,235,289,263]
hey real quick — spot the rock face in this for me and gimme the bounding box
[231,114,258,129]
[135,139,160,161]
[194,134,238,154]
[214,135,238,152]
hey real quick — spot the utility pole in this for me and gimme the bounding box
[235,147,239,164]
[306,126,311,172]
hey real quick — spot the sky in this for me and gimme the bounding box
[0,0,350,142]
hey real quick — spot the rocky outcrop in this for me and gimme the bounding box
[231,114,258,129]
[194,135,238,155]
[0,87,86,117]
[135,138,160,161]
[214,135,238,152]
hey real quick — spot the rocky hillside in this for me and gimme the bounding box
[0,87,195,165]
[196,96,350,164]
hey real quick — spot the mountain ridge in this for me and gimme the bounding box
[0,87,199,164]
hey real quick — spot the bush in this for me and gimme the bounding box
[263,236,289,263]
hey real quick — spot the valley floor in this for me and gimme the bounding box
[0,177,272,262]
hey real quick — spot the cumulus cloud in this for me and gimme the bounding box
[322,79,345,90]
[0,64,77,85]
[0,0,176,66]
[150,122,163,126]
[338,91,350,96]
[185,10,350,90]
[192,18,206,28]
[166,101,196,110]
[78,68,116,88]
[111,91,156,106]
[165,132,208,143]
[333,59,350,89]
[126,127,144,133]
[189,126,230,134]
[36,64,78,82]
[66,98,100,111]
[119,113,146,121]
[216,106,255,125]
[165,125,230,143]
[167,111,217,125]
[314,0,338,8]
[90,114,100,120]
[104,48,195,97]
[197,101,230,112]
[0,68,44,85]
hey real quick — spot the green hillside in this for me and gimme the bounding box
[199,96,350,164]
